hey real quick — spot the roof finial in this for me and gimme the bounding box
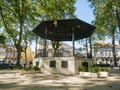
[53,21,57,27]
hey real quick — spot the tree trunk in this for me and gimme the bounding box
[113,0,120,31]
[15,0,24,66]
[24,42,27,64]
[112,28,117,66]
[15,21,23,66]
[89,37,92,59]
[53,48,57,57]
[51,41,59,57]
[86,38,88,58]
[15,44,21,66]
[35,35,38,55]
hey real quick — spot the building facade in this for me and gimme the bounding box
[93,45,120,65]
[36,41,73,57]
[0,46,6,62]
[5,45,17,64]
[0,45,34,65]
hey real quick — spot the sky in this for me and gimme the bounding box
[31,0,94,52]
[74,0,94,24]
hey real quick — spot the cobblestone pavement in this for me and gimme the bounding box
[0,68,120,90]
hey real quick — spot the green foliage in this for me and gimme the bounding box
[31,66,40,71]
[99,67,108,72]
[78,66,88,72]
[25,65,31,71]
[0,0,38,66]
[79,66,108,73]
[25,65,40,71]
[37,0,76,20]
[12,65,23,70]
[88,67,100,73]
[88,0,120,39]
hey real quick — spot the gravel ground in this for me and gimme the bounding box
[0,68,120,90]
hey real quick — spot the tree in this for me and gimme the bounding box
[88,0,119,66]
[51,41,60,57]
[37,0,76,20]
[23,26,34,64]
[0,0,38,66]
[20,46,33,64]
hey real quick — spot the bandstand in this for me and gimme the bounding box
[33,19,95,75]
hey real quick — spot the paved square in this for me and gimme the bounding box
[0,69,120,90]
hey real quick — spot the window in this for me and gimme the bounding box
[61,61,68,68]
[50,61,56,68]
[56,52,63,57]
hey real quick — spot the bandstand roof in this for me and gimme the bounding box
[33,19,95,41]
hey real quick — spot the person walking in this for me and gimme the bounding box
[110,62,113,69]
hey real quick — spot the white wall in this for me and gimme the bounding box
[34,57,94,75]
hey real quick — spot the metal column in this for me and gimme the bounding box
[72,28,75,56]
[43,28,47,57]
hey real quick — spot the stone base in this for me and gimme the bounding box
[79,72,97,77]
[97,72,108,78]
[33,57,94,75]
[79,71,108,78]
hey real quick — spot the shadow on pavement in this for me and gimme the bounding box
[0,70,120,90]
